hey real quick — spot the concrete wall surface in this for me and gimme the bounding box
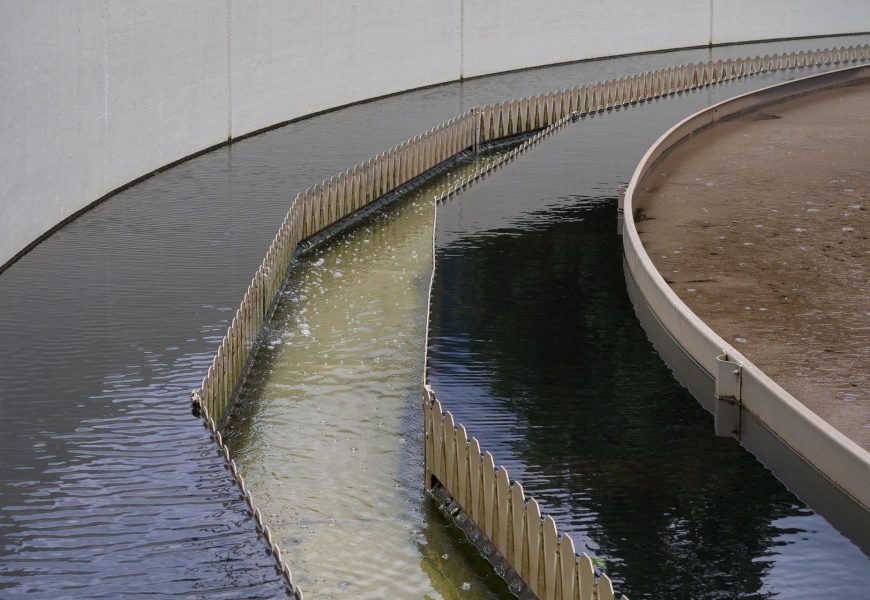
[229,0,461,138]
[0,1,228,268]
[712,1,870,45]
[461,0,710,77]
[2,0,870,267]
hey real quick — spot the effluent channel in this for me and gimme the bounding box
[225,155,513,598]
[1,35,869,599]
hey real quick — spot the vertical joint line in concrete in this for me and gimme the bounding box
[708,0,714,47]
[227,0,232,140]
[460,0,465,79]
[102,4,109,187]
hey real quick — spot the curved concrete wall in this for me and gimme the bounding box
[622,66,870,519]
[3,1,870,269]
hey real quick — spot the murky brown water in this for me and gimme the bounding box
[225,157,512,599]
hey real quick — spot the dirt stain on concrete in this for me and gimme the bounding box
[636,81,870,450]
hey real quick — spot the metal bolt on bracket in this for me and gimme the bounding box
[714,352,743,439]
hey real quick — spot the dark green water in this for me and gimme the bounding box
[427,83,870,598]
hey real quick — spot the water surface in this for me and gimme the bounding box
[226,158,513,599]
[427,72,870,599]
[2,34,869,597]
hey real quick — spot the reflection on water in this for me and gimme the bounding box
[2,33,869,597]
[226,159,513,599]
[427,78,870,599]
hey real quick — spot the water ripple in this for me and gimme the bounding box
[428,66,870,600]
[3,34,869,597]
[227,164,514,599]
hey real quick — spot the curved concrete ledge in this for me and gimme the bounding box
[622,65,870,537]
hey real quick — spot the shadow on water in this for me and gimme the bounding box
[417,497,517,600]
[427,88,870,598]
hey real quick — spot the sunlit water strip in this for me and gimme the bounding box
[226,156,514,599]
[427,67,870,599]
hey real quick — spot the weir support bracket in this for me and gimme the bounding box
[714,352,742,439]
[616,183,628,236]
